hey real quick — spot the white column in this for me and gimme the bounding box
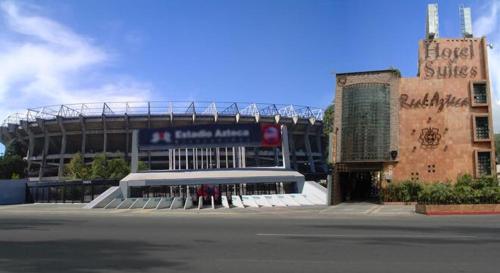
[185,148,189,170]
[173,149,176,170]
[225,147,229,168]
[232,147,236,168]
[281,125,291,169]
[216,148,220,168]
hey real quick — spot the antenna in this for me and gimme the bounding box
[459,5,473,38]
[426,3,439,39]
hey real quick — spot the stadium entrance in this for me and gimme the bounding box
[84,124,328,209]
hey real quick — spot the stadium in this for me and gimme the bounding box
[0,101,327,182]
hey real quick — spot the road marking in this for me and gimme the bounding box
[363,205,380,214]
[256,233,477,239]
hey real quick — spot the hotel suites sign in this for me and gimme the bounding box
[400,41,476,112]
[422,41,478,79]
[139,124,281,150]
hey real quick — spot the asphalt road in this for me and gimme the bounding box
[0,205,499,273]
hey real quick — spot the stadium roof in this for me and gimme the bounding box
[1,101,324,127]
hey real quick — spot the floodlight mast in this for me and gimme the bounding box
[460,5,473,38]
[426,3,439,39]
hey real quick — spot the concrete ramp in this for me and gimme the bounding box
[280,194,301,206]
[104,198,123,209]
[144,198,162,209]
[241,195,259,207]
[301,194,324,205]
[170,197,184,209]
[130,198,149,209]
[117,198,136,209]
[156,197,173,209]
[83,186,122,209]
[270,195,287,207]
[221,196,230,208]
[184,196,194,209]
[253,195,272,207]
[290,194,314,205]
[300,181,327,205]
[232,195,245,208]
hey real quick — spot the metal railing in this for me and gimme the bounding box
[2,101,324,126]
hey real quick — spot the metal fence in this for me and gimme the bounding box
[25,180,120,203]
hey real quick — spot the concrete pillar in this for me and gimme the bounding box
[80,117,86,156]
[304,126,316,173]
[225,147,229,168]
[254,147,260,167]
[232,147,237,168]
[102,116,107,154]
[38,124,49,180]
[216,148,220,168]
[131,130,139,173]
[125,116,130,159]
[57,118,67,180]
[274,148,279,167]
[241,146,247,168]
[185,148,188,170]
[316,128,328,173]
[288,130,298,170]
[281,125,291,169]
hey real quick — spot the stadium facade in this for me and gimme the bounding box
[0,101,326,181]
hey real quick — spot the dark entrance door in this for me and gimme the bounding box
[340,171,378,202]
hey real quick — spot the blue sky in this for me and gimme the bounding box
[1,0,499,155]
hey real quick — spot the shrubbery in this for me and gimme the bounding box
[382,175,500,204]
[65,153,148,180]
[382,181,422,202]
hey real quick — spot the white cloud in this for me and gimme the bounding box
[0,1,151,123]
[474,0,500,132]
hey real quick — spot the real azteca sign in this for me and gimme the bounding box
[400,92,469,112]
[139,124,281,150]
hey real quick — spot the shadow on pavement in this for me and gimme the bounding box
[0,239,189,273]
[0,219,71,231]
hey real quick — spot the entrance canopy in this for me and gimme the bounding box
[119,167,305,197]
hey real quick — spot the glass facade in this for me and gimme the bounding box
[341,83,391,161]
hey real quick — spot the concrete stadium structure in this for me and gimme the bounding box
[0,101,326,180]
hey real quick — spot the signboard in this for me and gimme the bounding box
[138,123,281,150]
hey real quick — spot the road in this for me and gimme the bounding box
[0,204,499,273]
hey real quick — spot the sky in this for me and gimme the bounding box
[0,0,499,155]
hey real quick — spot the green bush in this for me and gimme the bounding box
[416,174,500,204]
[382,181,422,203]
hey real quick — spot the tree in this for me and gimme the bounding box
[66,153,90,180]
[138,161,148,172]
[0,154,26,179]
[323,103,334,136]
[107,158,130,180]
[90,153,108,179]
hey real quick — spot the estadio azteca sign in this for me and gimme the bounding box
[139,124,281,150]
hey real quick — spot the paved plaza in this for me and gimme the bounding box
[0,203,499,273]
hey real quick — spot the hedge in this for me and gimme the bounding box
[381,175,500,204]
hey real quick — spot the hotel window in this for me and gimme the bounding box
[472,82,488,105]
[476,151,492,177]
[475,116,489,140]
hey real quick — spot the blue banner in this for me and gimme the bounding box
[138,123,281,150]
